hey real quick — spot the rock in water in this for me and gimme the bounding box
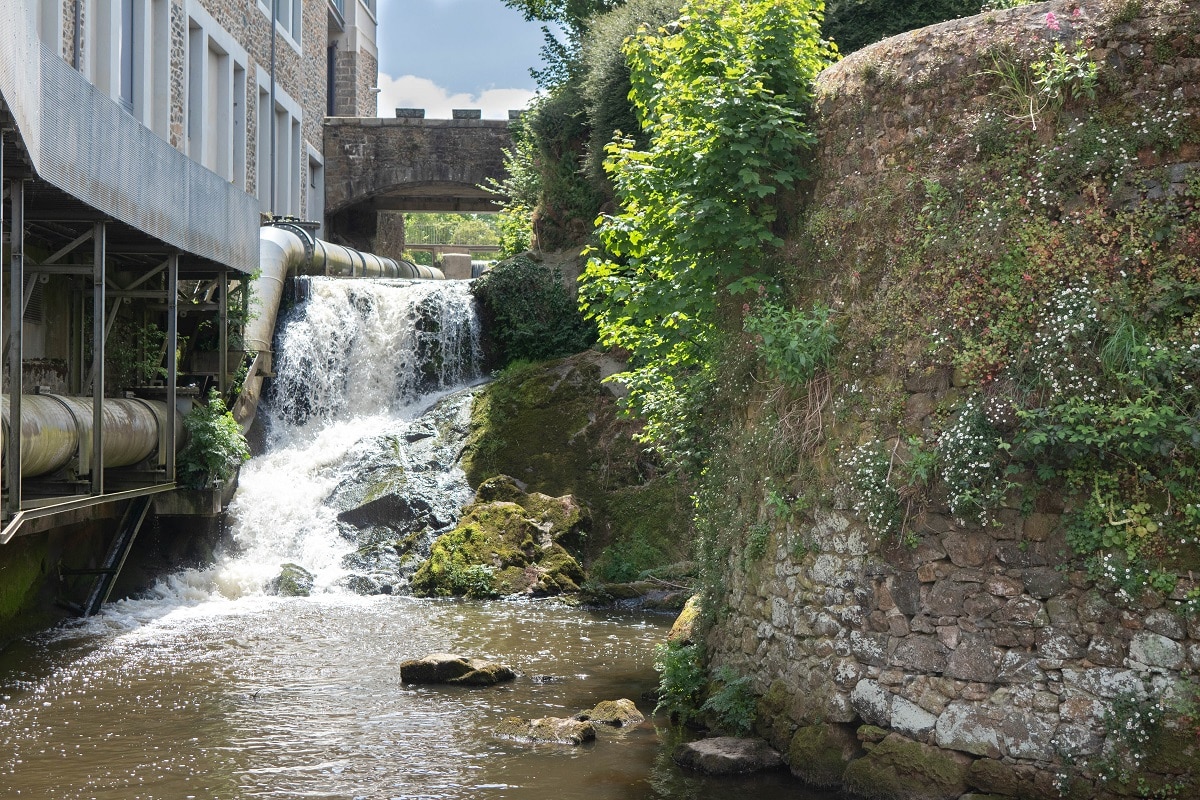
[410,475,588,598]
[673,737,784,775]
[575,698,645,727]
[267,563,314,596]
[398,653,516,686]
[494,716,597,745]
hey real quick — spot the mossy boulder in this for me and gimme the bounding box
[668,595,701,645]
[267,563,314,597]
[410,476,587,597]
[494,716,596,745]
[575,698,645,728]
[673,737,784,775]
[461,353,692,579]
[842,733,971,800]
[788,724,864,790]
[398,653,516,686]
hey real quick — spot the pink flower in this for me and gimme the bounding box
[1072,6,1082,16]
[1045,11,1061,30]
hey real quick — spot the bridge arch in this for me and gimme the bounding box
[324,116,513,252]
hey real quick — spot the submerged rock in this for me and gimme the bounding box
[575,698,645,728]
[494,716,596,745]
[841,732,971,800]
[672,737,784,775]
[267,563,314,597]
[398,653,516,686]
[410,475,587,598]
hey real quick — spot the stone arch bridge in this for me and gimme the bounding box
[323,114,513,253]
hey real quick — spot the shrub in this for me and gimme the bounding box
[472,255,596,366]
[654,640,706,725]
[700,666,758,735]
[177,390,250,488]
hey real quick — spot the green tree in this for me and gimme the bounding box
[580,0,836,449]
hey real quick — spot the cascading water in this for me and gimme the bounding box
[213,276,484,597]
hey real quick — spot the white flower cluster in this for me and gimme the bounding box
[1028,281,1106,401]
[841,441,900,536]
[937,396,1011,524]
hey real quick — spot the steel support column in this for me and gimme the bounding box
[91,222,106,496]
[218,268,229,396]
[5,178,23,517]
[166,254,178,483]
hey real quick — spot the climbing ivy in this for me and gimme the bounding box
[580,0,837,451]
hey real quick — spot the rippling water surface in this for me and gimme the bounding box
[0,597,828,800]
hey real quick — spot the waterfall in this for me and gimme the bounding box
[125,278,484,610]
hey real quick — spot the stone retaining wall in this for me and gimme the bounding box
[706,2,1200,798]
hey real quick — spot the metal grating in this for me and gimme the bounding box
[0,6,259,274]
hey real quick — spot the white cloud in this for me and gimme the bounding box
[375,73,536,120]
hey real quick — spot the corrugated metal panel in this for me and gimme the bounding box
[0,6,258,274]
[0,3,42,165]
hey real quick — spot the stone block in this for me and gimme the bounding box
[395,107,425,118]
[1022,567,1070,599]
[851,678,893,727]
[1035,627,1086,660]
[935,702,1001,758]
[1087,634,1126,667]
[927,580,973,616]
[1129,631,1185,670]
[1144,608,1186,640]
[945,634,998,682]
[891,694,938,739]
[844,733,971,800]
[788,724,863,789]
[851,631,889,666]
[892,634,948,673]
[452,108,482,119]
[942,531,992,567]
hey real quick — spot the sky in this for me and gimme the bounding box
[375,0,548,119]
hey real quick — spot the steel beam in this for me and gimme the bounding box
[166,254,178,483]
[91,222,106,497]
[6,178,24,517]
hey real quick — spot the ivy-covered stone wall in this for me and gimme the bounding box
[706,1,1200,797]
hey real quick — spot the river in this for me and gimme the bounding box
[0,278,838,800]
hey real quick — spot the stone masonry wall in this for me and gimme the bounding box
[706,2,1200,798]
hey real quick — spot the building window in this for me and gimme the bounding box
[37,0,63,55]
[185,6,249,185]
[118,0,135,110]
[256,72,303,217]
[258,0,302,48]
[308,149,325,234]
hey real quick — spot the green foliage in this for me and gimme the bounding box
[823,0,981,55]
[1031,41,1099,107]
[483,116,539,257]
[582,0,836,455]
[403,213,500,247]
[105,319,166,390]
[700,666,758,736]
[937,396,1014,524]
[654,640,706,724]
[471,255,596,366]
[579,0,685,191]
[177,390,251,489]
[744,300,838,386]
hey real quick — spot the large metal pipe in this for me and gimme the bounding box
[234,222,444,428]
[0,394,179,478]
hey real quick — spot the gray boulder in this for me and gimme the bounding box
[494,716,596,745]
[673,736,784,775]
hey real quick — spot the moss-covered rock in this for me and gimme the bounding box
[842,733,971,800]
[575,698,646,727]
[460,353,692,581]
[398,653,516,686]
[267,563,314,597]
[410,477,587,597]
[494,716,597,744]
[788,724,864,790]
[668,595,701,645]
